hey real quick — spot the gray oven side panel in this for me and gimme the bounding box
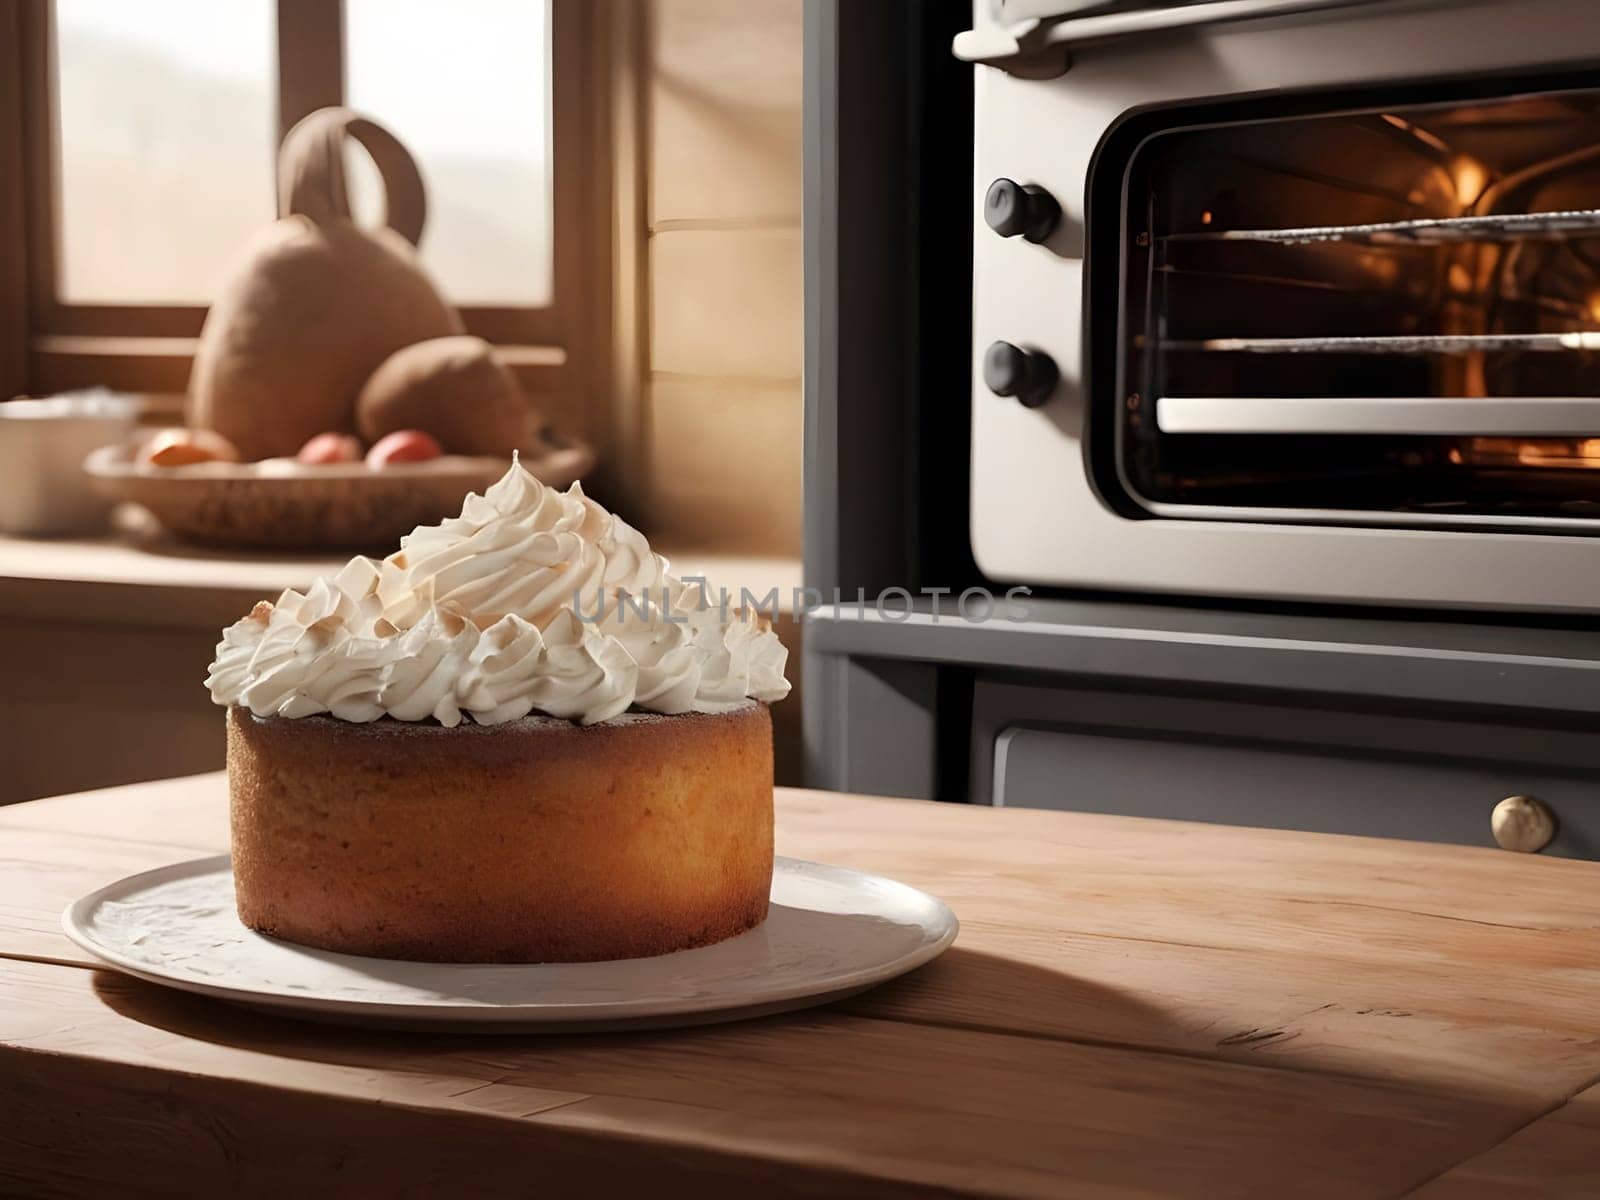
[802,0,925,602]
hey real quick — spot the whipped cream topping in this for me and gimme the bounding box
[206,458,790,726]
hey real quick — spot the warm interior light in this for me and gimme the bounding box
[1470,438,1600,469]
[1450,157,1487,205]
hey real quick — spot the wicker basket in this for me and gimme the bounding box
[83,442,593,550]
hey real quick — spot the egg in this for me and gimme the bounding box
[366,430,443,467]
[138,428,242,467]
[296,432,364,464]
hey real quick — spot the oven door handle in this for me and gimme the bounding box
[954,0,1394,78]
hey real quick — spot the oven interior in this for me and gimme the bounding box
[1109,82,1600,531]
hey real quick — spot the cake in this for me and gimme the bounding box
[205,456,790,963]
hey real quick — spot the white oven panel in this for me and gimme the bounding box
[968,0,1600,611]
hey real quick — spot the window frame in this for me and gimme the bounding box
[14,0,596,406]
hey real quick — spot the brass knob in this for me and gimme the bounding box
[1491,795,1556,853]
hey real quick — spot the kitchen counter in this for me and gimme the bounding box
[0,523,803,629]
[5,775,1600,1196]
[0,524,802,803]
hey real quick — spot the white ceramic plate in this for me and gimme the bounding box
[62,856,958,1032]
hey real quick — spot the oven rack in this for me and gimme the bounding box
[1161,208,1600,247]
[1156,395,1600,436]
[1160,332,1600,355]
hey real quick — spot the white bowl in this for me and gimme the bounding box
[0,392,140,536]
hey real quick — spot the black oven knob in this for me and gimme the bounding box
[984,178,1060,243]
[983,341,1057,408]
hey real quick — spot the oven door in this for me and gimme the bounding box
[968,0,1600,612]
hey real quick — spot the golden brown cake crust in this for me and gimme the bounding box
[226,704,774,963]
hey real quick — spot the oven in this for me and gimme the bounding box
[964,0,1600,612]
[804,0,1600,853]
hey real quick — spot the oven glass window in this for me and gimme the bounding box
[1112,86,1600,531]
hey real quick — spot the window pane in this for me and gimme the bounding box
[345,0,553,307]
[53,0,276,303]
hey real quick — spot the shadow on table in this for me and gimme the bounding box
[88,944,1520,1110]
[88,944,1190,1066]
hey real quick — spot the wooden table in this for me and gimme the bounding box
[4,776,1599,1197]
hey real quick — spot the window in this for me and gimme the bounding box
[10,0,596,407]
[345,0,553,307]
[54,0,277,304]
